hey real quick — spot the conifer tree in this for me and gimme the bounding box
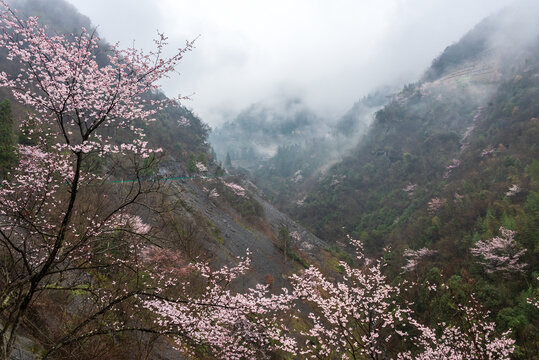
[225,151,232,168]
[0,99,15,179]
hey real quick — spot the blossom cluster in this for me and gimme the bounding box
[471,227,527,274]
[481,144,495,157]
[402,183,417,193]
[141,252,297,359]
[222,181,247,197]
[427,197,446,215]
[402,247,438,272]
[444,158,461,178]
[505,184,521,197]
[195,162,208,172]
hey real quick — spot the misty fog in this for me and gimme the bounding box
[62,0,518,127]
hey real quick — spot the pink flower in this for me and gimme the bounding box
[471,227,527,274]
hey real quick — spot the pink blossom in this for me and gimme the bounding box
[208,188,219,198]
[403,183,417,193]
[402,247,437,272]
[427,197,446,214]
[195,162,208,172]
[177,116,190,127]
[444,158,461,178]
[222,181,246,197]
[505,184,521,197]
[481,144,495,157]
[471,227,527,274]
[141,252,296,358]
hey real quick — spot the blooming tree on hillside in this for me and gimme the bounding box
[402,247,437,272]
[291,237,516,359]
[142,252,296,359]
[401,300,515,359]
[444,158,461,178]
[0,1,194,357]
[290,237,412,359]
[427,197,446,215]
[222,180,247,197]
[471,227,527,275]
[505,184,521,197]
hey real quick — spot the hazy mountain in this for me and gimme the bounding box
[279,3,539,355]
[1,0,538,358]
[210,90,391,207]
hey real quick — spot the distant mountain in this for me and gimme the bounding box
[284,2,539,356]
[210,90,390,207]
[210,98,327,168]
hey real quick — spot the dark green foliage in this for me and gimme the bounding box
[278,226,291,261]
[144,102,211,166]
[225,152,232,168]
[214,163,225,177]
[187,154,197,173]
[0,99,15,179]
[140,153,159,178]
[278,30,539,357]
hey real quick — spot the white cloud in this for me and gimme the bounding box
[65,0,515,126]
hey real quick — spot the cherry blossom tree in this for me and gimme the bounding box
[141,252,296,359]
[505,184,521,197]
[290,237,412,359]
[0,1,194,357]
[471,227,527,275]
[444,158,461,179]
[222,180,247,197]
[402,183,417,195]
[402,247,437,272]
[0,4,296,359]
[427,197,446,215]
[401,300,515,360]
[290,237,516,360]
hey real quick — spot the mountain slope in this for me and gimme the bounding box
[0,1,329,358]
[283,4,539,357]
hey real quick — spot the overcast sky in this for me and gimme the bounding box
[65,0,514,127]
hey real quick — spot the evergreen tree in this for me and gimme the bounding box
[225,151,232,168]
[187,153,197,173]
[0,99,15,179]
[278,226,291,263]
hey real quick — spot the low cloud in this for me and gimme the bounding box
[65,0,517,126]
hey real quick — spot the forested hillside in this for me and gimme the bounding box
[212,91,389,208]
[285,6,539,357]
[0,0,537,359]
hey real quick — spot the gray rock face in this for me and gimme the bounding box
[10,348,36,360]
[170,177,328,289]
[243,179,328,262]
[9,335,38,360]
